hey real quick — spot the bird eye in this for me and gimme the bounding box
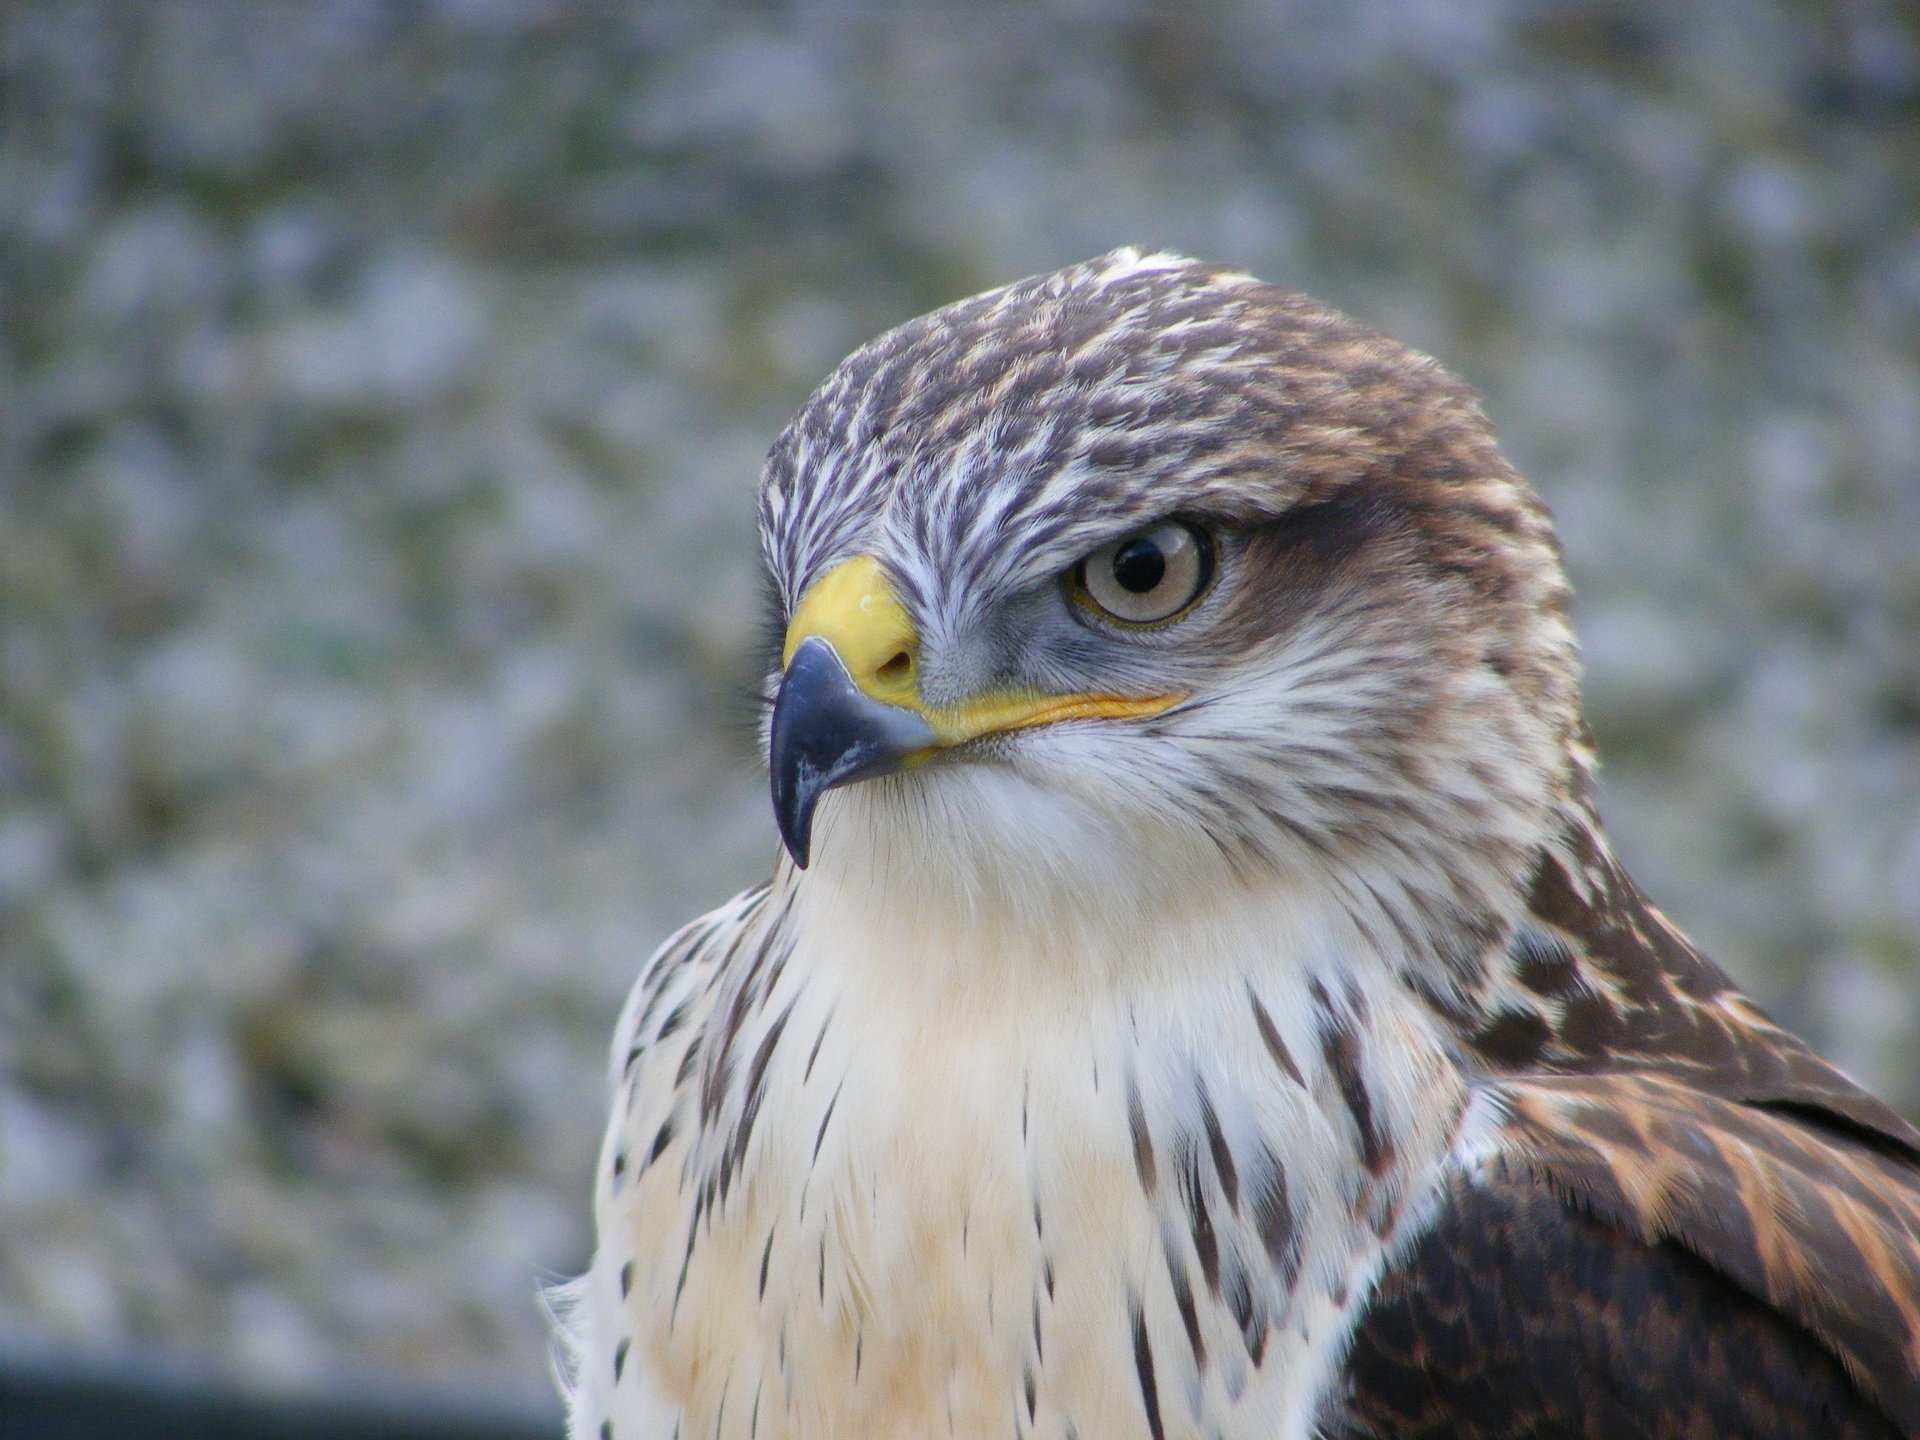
[1070,520,1216,626]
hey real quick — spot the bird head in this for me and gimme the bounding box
[759,251,1584,947]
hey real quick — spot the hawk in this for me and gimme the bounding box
[556,250,1920,1439]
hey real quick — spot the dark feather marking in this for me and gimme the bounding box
[1305,975,1336,1021]
[1191,1172,1221,1294]
[619,1260,632,1299]
[613,1336,630,1383]
[670,1203,701,1327]
[1248,987,1305,1087]
[1169,1250,1207,1372]
[759,1226,776,1299]
[1024,1365,1037,1423]
[675,1036,702,1087]
[656,998,692,1043]
[1314,982,1394,1176]
[729,1001,796,1181]
[1226,1262,1266,1365]
[643,1117,676,1170]
[1196,1076,1240,1211]
[632,931,699,1034]
[1131,1302,1167,1440]
[813,1077,846,1162]
[1128,1076,1158,1192]
[1510,921,1583,998]
[1252,1146,1301,1289]
[700,939,774,1123]
[1403,965,1474,1034]
[804,1011,832,1083]
[1470,1007,1554,1068]
[1032,1295,1044,1363]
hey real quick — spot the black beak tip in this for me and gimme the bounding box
[768,645,836,871]
[768,637,936,872]
[771,757,817,870]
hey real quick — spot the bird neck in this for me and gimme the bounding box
[777,836,1521,1052]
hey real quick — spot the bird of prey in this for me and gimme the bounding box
[555,250,1920,1440]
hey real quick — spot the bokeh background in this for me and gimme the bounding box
[4,0,1918,1416]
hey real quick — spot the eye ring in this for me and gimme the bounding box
[1068,519,1217,627]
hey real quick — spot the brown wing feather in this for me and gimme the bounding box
[1513,823,1920,1155]
[1336,1161,1902,1440]
[1498,1070,1920,1431]
[1352,825,1920,1436]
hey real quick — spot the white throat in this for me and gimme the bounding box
[588,761,1503,1440]
[722,810,1481,1440]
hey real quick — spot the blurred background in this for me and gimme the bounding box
[3,0,1918,1429]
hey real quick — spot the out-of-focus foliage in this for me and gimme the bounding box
[2,0,1916,1397]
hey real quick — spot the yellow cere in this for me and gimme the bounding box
[782,554,1186,747]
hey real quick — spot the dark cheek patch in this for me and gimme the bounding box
[1202,494,1412,657]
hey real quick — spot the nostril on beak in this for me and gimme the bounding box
[876,651,913,686]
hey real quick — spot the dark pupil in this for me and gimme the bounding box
[1111,538,1167,594]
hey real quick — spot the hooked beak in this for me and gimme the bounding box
[769,636,936,868]
[768,554,1183,869]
